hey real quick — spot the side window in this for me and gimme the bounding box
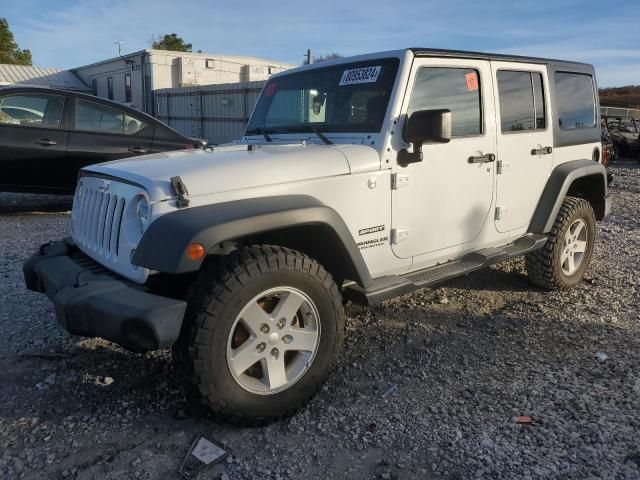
[75,99,124,134]
[407,67,482,137]
[555,72,596,130]
[91,78,98,96]
[125,74,132,103]
[0,94,64,128]
[124,114,147,134]
[107,77,114,100]
[497,71,546,133]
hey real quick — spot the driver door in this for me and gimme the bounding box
[391,58,496,259]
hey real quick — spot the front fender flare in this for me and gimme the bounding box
[132,195,372,286]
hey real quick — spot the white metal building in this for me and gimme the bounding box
[72,50,294,114]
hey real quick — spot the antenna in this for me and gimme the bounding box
[114,40,134,67]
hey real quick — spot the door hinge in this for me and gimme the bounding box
[495,206,508,220]
[391,228,409,244]
[391,173,409,189]
[496,160,510,175]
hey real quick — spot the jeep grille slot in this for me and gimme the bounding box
[75,184,125,259]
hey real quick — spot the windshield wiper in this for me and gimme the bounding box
[290,126,333,145]
[246,127,272,142]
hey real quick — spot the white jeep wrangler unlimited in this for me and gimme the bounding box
[25,48,610,425]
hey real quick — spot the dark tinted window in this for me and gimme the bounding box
[0,93,64,128]
[107,77,114,100]
[497,71,546,133]
[125,74,132,103]
[556,72,596,130]
[76,99,123,133]
[91,78,98,96]
[407,67,482,137]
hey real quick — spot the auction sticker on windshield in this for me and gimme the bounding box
[339,66,382,86]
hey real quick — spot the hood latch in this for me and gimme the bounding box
[170,176,190,208]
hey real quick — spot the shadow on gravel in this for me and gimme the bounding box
[0,192,73,214]
[445,262,534,294]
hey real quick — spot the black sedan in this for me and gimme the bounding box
[0,86,206,194]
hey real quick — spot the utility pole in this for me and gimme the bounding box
[306,49,313,65]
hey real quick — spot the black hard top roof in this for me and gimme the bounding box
[409,47,593,69]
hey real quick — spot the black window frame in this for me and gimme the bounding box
[107,77,114,100]
[497,69,548,135]
[555,71,597,131]
[124,73,132,103]
[406,65,485,139]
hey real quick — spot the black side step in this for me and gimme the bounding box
[344,234,547,306]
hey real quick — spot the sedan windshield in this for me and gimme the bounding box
[246,58,399,135]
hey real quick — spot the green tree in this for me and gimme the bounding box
[0,18,32,65]
[314,52,343,63]
[150,33,192,52]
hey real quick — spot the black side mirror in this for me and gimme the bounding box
[398,109,452,165]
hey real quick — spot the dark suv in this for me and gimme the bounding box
[0,86,205,194]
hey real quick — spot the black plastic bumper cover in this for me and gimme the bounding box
[23,238,187,352]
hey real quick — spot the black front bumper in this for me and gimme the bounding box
[23,238,187,352]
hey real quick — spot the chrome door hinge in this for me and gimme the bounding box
[391,173,409,189]
[391,228,409,244]
[495,206,508,220]
[496,160,510,175]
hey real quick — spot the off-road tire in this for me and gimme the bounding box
[525,197,596,290]
[174,245,345,426]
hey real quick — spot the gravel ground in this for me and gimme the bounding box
[1,162,639,480]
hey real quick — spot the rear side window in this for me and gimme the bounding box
[76,99,124,134]
[407,67,482,137]
[555,72,596,130]
[0,94,64,128]
[497,71,546,133]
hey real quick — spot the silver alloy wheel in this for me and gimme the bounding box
[560,218,588,275]
[226,287,321,395]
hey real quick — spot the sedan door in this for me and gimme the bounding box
[66,98,153,171]
[0,91,70,191]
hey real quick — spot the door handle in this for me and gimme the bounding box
[34,138,57,146]
[531,146,553,156]
[468,153,496,164]
[128,146,149,154]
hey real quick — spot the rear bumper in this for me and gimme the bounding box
[23,238,186,352]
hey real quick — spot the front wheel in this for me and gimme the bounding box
[175,245,345,426]
[525,197,596,290]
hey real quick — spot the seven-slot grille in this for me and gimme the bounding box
[74,185,126,258]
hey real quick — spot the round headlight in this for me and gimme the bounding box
[135,196,150,233]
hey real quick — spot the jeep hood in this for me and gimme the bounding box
[83,143,379,201]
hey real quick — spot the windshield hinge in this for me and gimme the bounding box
[170,176,190,208]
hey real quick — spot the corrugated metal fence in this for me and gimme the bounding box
[154,80,266,144]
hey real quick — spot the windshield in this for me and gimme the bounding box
[246,58,400,135]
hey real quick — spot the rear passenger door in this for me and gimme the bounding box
[66,98,153,170]
[492,63,553,232]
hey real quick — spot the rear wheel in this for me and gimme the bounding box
[175,245,344,426]
[525,197,596,290]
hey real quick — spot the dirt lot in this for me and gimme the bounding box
[1,163,639,480]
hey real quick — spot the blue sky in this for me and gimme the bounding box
[4,0,639,86]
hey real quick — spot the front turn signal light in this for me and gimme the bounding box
[186,243,206,260]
